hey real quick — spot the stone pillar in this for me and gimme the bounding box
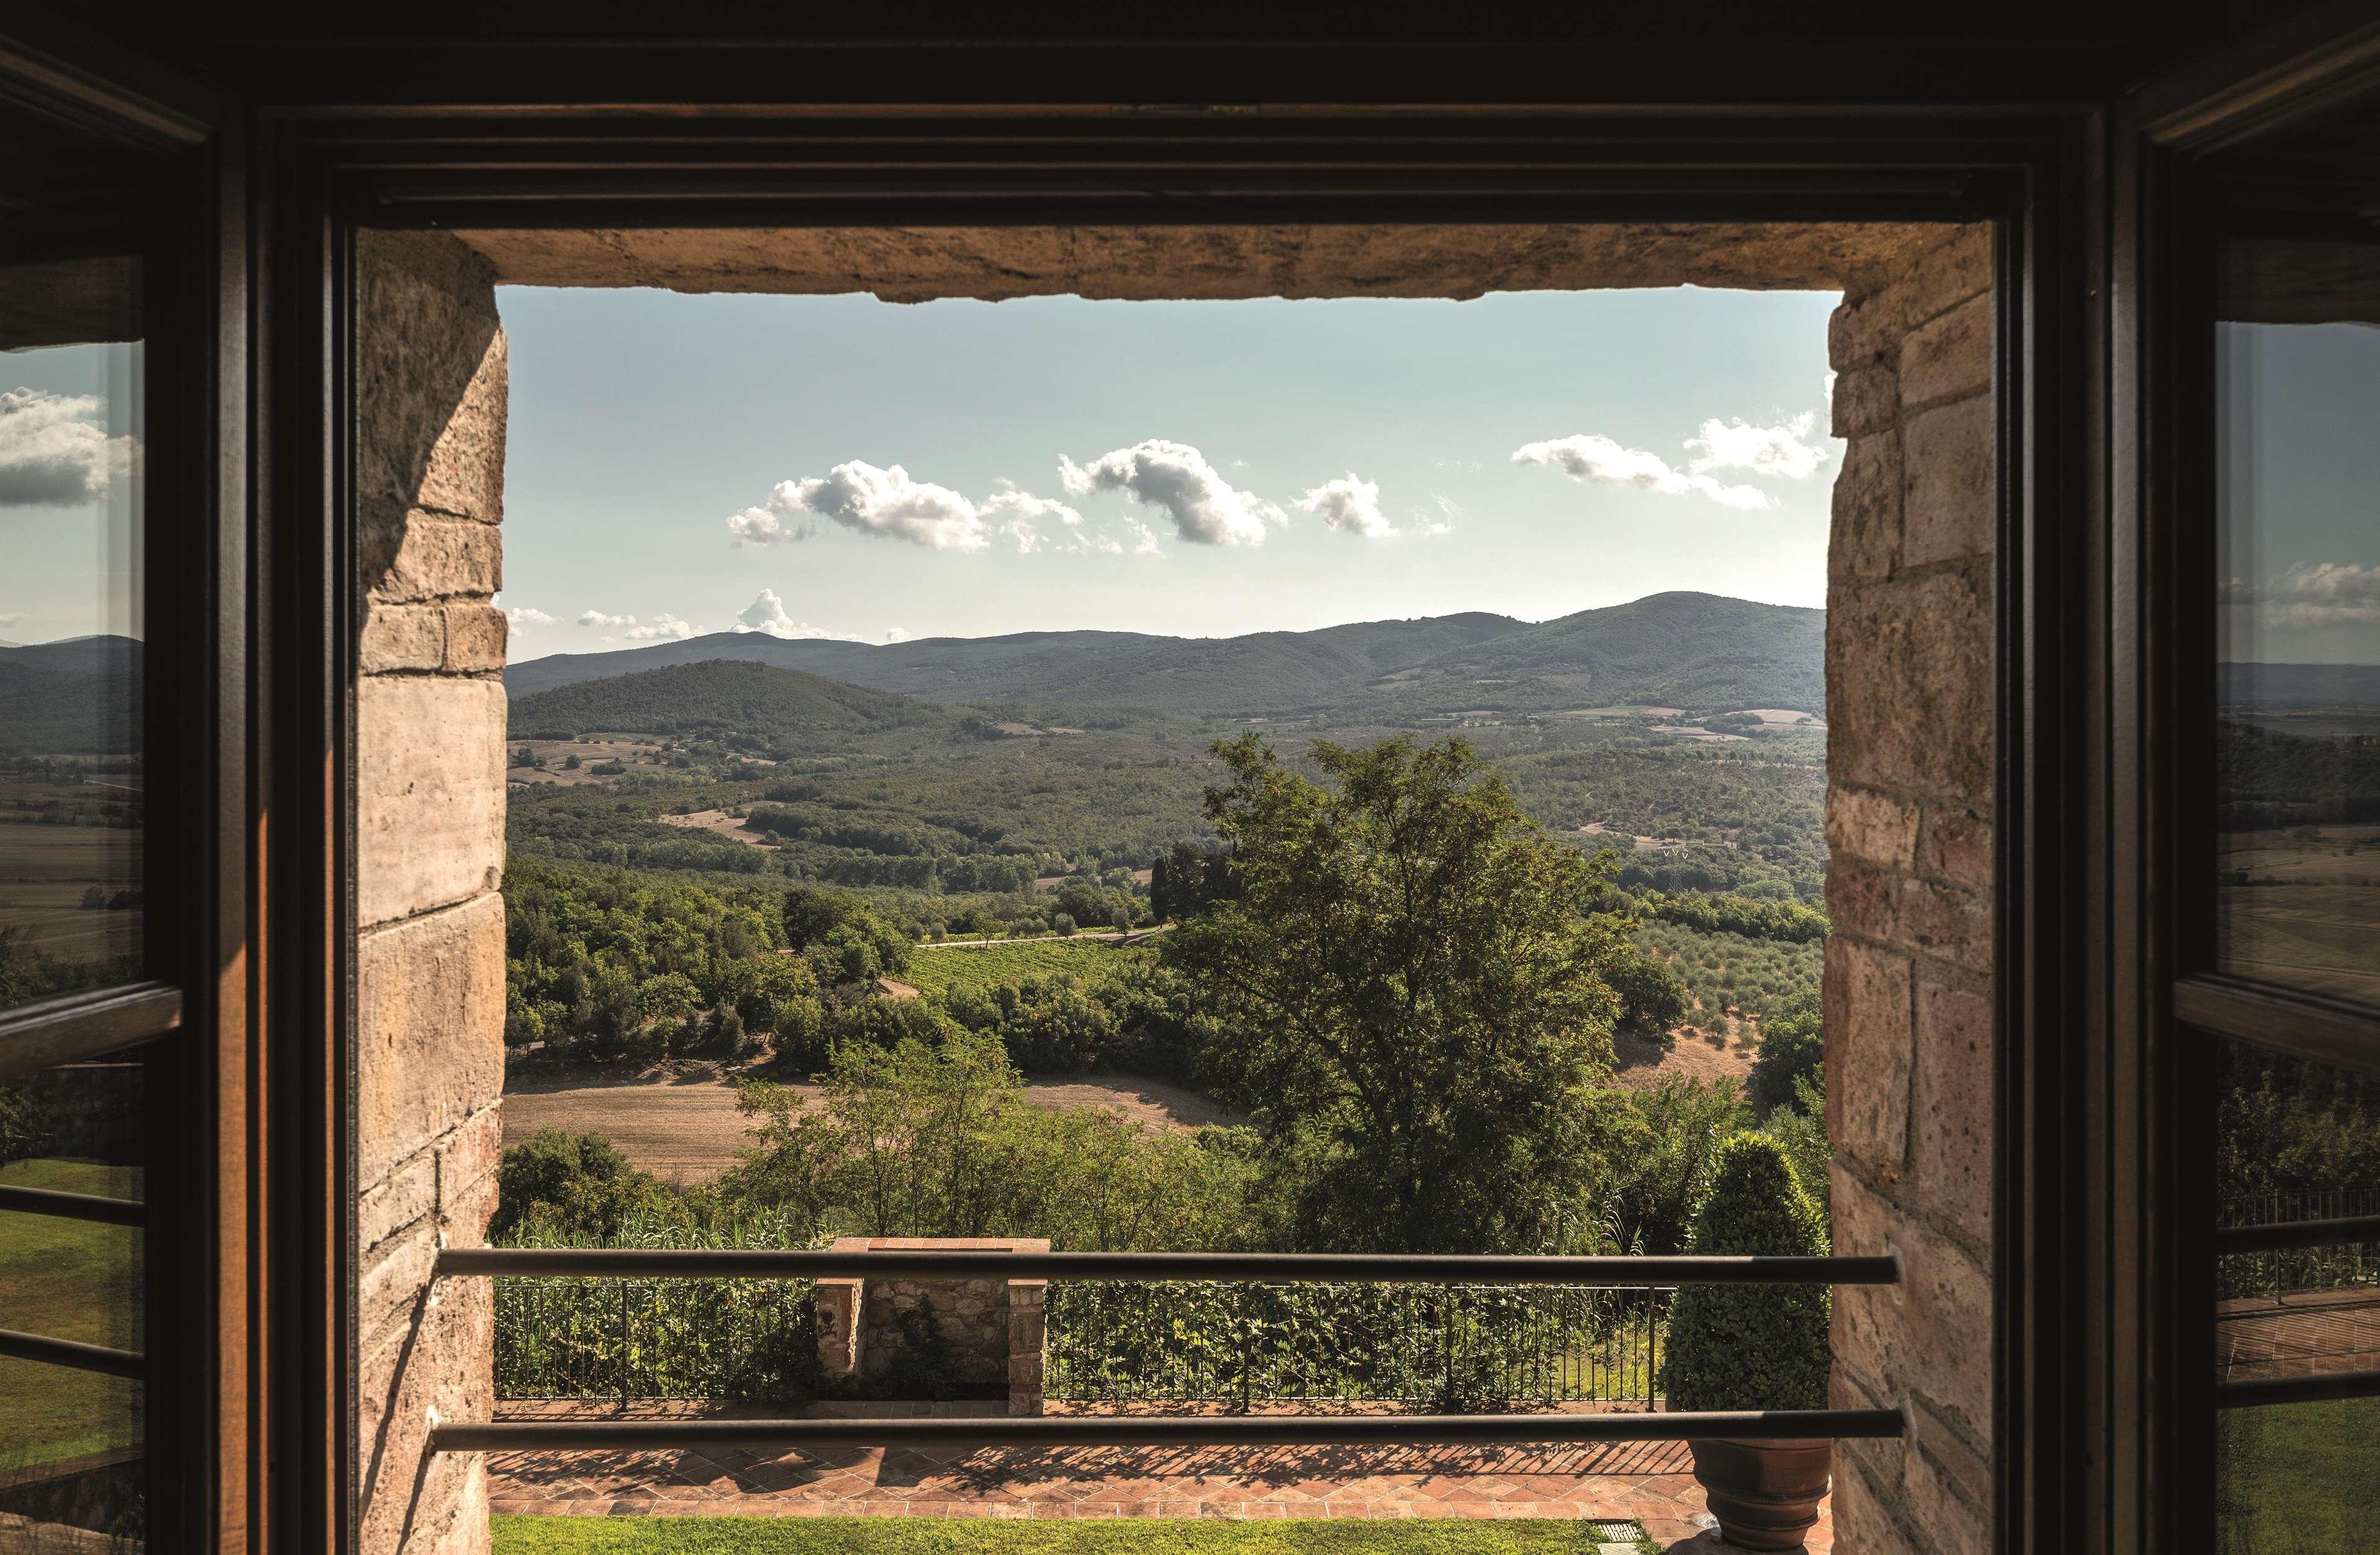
[1822,225,1996,1555]
[815,1274,863,1381]
[1008,1278,1047,1417]
[353,231,510,1555]
[813,1238,1048,1411]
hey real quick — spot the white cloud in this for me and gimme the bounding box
[1433,458,1485,476]
[885,627,912,644]
[505,606,558,628]
[0,388,139,508]
[736,461,992,552]
[1059,439,1283,546]
[1686,412,1832,482]
[625,614,698,641]
[982,481,1081,552]
[1294,473,1394,539]
[1511,433,1774,512]
[577,609,635,628]
[0,613,20,628]
[731,587,867,642]
[1410,492,1462,538]
[2263,563,2380,627]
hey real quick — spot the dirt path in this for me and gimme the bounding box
[502,1066,1245,1183]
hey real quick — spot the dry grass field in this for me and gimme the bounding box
[655,809,774,847]
[507,735,668,787]
[0,821,141,968]
[2218,825,2380,1005]
[502,1067,1245,1183]
[1611,1024,1759,1093]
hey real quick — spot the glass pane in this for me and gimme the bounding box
[0,1056,144,1541]
[0,231,145,1012]
[2213,1035,2380,1548]
[2210,95,2380,1005]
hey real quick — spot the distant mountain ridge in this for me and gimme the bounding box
[0,635,143,754]
[503,592,1825,719]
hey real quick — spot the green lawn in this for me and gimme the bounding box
[0,1156,144,1473]
[905,937,1157,999]
[491,1519,1652,1555]
[2216,1394,2380,1553]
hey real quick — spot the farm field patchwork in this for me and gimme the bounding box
[0,820,141,971]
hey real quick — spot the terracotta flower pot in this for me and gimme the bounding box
[1686,1437,1832,1551]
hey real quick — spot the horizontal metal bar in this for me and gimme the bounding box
[0,1183,144,1227]
[0,981,182,1084]
[0,1327,145,1381]
[2216,1368,2380,1411]
[2216,1215,2380,1255]
[430,1407,1906,1454]
[438,1247,1899,1285]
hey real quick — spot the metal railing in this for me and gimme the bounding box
[430,1246,1905,1451]
[1046,1281,1669,1411]
[2216,1191,2380,1410]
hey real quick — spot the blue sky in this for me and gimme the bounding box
[2218,321,2380,666]
[491,285,1844,658]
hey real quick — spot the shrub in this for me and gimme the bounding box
[1658,1132,1830,1411]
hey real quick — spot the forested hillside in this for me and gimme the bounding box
[505,591,1822,719]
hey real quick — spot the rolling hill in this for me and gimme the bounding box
[0,636,144,755]
[508,659,967,753]
[503,593,1823,719]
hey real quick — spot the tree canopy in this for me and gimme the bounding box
[1166,732,1629,1252]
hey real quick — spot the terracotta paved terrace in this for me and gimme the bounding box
[485,1432,1834,1551]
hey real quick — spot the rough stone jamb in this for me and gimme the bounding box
[1822,224,1996,1555]
[353,229,509,1555]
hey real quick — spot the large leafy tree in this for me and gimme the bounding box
[1166,732,1629,1252]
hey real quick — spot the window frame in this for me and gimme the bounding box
[30,12,2380,1553]
[2121,16,2380,1553]
[0,24,248,1555]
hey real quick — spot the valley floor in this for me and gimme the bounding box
[501,1064,1245,1182]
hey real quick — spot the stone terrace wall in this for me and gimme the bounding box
[353,230,510,1555]
[1823,225,1996,1555]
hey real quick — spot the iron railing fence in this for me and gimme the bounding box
[2221,1189,2380,1228]
[493,1275,820,1406]
[433,1246,1906,1450]
[2216,1190,2380,1301]
[1046,1281,1668,1412]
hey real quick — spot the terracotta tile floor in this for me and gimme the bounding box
[485,1437,1832,1551]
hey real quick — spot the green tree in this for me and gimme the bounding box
[493,1129,669,1240]
[1748,992,1824,1115]
[1166,732,1628,1252]
[1604,940,1689,1034]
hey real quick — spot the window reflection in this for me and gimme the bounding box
[0,258,144,1014]
[0,1058,144,1545]
[2211,95,2380,1009]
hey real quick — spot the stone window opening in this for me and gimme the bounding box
[352,221,1994,1555]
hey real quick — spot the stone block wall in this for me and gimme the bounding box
[353,230,510,1555]
[814,1238,1051,1415]
[1822,225,1996,1555]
